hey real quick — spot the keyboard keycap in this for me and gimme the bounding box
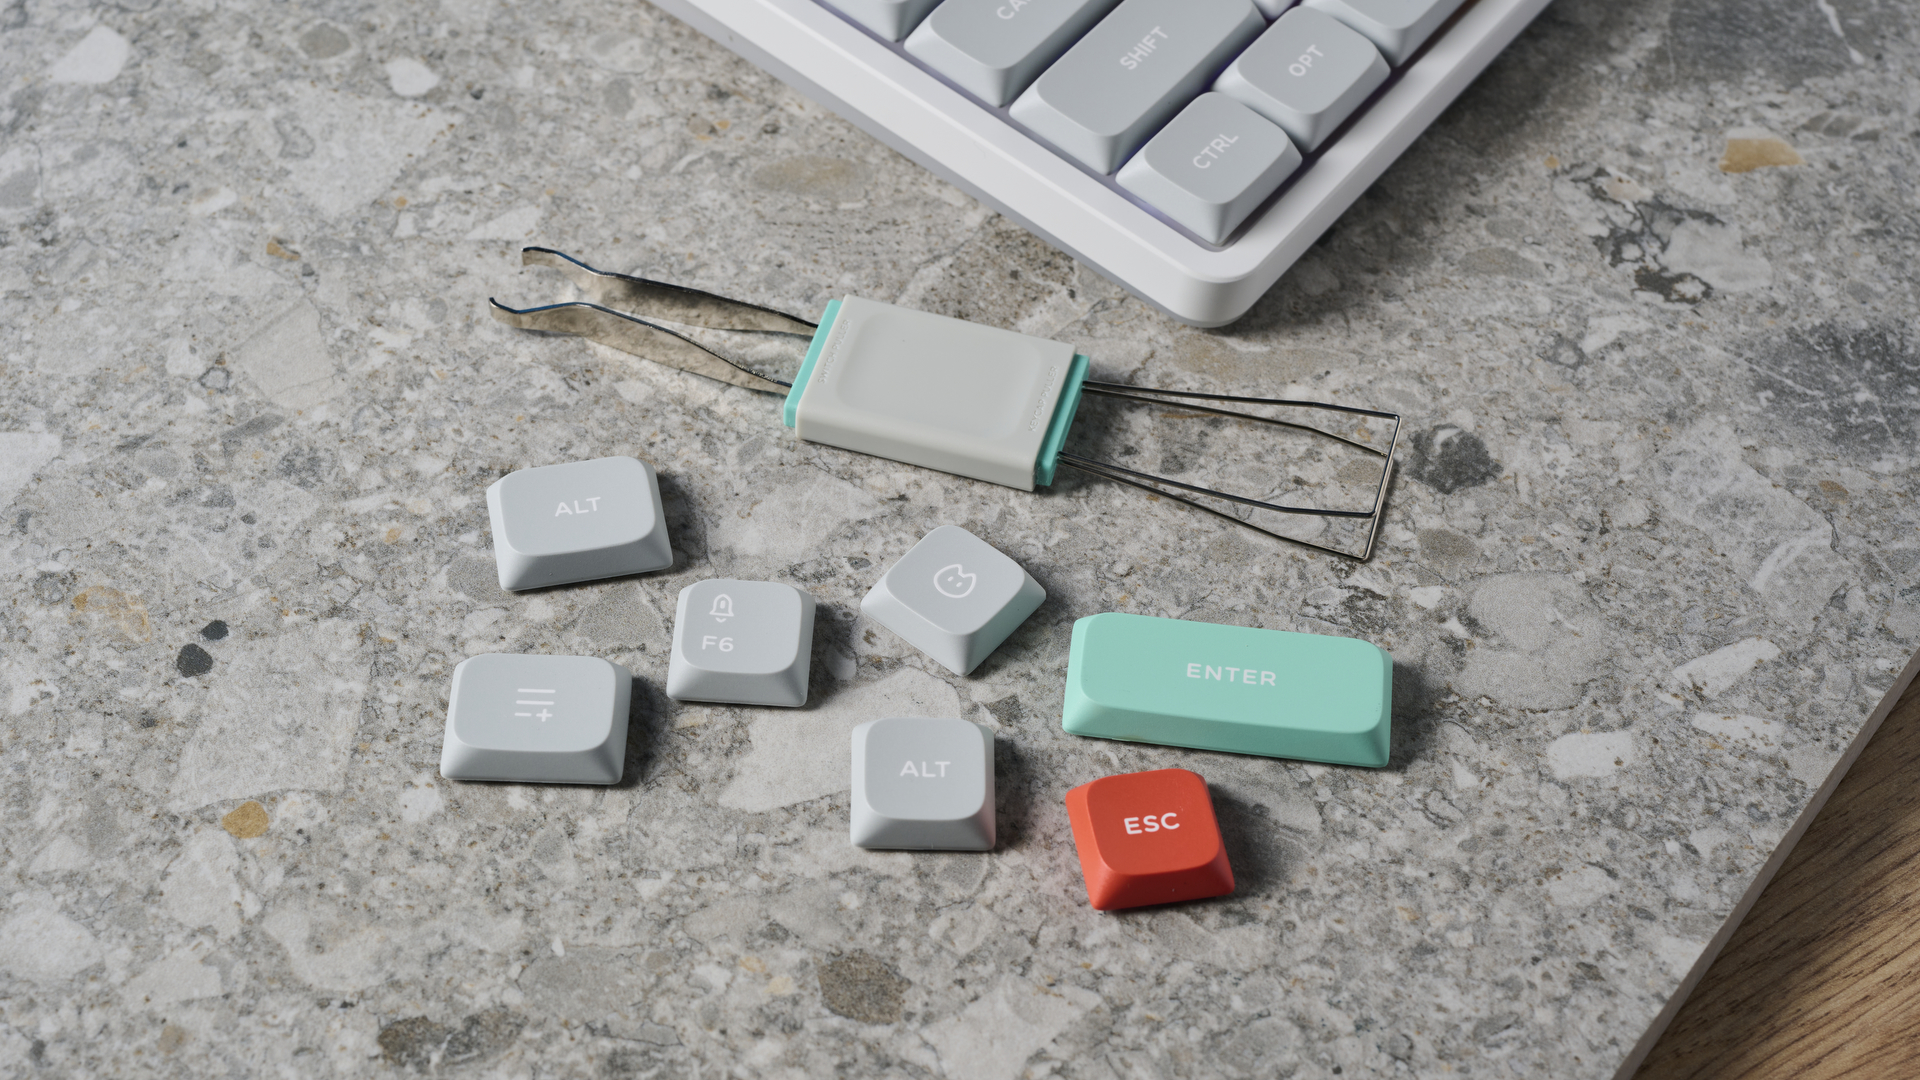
[859,525,1045,675]
[825,0,942,41]
[1214,8,1389,152]
[487,456,673,591]
[1062,612,1392,766]
[666,580,816,707]
[1302,0,1467,65]
[1009,0,1265,174]
[850,716,995,850]
[440,653,632,785]
[905,0,1123,107]
[1116,92,1301,244]
[1065,768,1233,910]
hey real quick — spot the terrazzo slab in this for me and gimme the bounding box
[1,0,1917,1076]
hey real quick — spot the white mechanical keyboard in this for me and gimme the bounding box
[646,0,1554,326]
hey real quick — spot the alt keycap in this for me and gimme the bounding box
[440,653,633,785]
[1065,768,1234,910]
[666,579,816,707]
[850,717,995,851]
[487,456,672,591]
[860,525,1045,676]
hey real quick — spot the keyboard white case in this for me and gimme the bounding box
[646,0,1554,326]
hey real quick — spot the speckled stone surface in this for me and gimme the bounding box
[3,0,1918,1076]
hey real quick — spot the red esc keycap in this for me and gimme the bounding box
[1064,768,1234,911]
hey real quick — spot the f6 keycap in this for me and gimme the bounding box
[667,579,816,707]
[1065,768,1233,910]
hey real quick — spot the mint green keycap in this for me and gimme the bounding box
[1062,612,1392,767]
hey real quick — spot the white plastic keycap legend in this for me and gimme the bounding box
[440,653,632,785]
[487,456,673,591]
[851,717,995,850]
[861,526,1045,676]
[667,579,817,707]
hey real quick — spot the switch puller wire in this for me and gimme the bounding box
[490,248,1400,561]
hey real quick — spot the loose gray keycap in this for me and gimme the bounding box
[1214,8,1389,152]
[1009,0,1265,174]
[905,0,1124,107]
[826,0,942,41]
[860,525,1045,675]
[1302,0,1467,66]
[440,653,632,785]
[666,580,816,707]
[487,456,672,591]
[851,717,995,850]
[1116,93,1302,244]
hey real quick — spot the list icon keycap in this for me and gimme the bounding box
[860,525,1045,676]
[439,653,633,785]
[1064,768,1234,910]
[666,579,816,707]
[487,456,673,591]
[850,717,995,851]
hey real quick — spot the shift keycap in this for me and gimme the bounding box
[487,456,672,591]
[1214,8,1390,152]
[1065,768,1233,910]
[440,653,632,785]
[860,525,1045,676]
[667,580,816,707]
[1116,92,1301,244]
[850,717,995,850]
[1009,0,1264,174]
[1062,612,1392,766]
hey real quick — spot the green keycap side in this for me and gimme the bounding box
[1062,612,1392,767]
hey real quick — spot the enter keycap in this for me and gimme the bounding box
[1061,612,1393,767]
[1065,768,1233,910]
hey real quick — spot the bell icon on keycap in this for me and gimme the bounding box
[709,594,735,622]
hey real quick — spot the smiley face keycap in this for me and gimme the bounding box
[860,525,1044,675]
[1064,768,1234,911]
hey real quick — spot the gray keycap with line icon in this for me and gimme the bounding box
[851,716,995,850]
[487,456,673,591]
[667,579,817,707]
[860,525,1045,675]
[439,653,632,784]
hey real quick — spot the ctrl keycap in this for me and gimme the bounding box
[850,717,994,851]
[1065,769,1233,911]
[440,654,632,785]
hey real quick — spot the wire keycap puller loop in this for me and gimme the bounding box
[490,248,1400,561]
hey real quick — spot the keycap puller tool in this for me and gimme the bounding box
[489,248,1401,561]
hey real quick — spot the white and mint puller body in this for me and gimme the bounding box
[491,248,1399,560]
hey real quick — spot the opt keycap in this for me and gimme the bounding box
[440,653,632,785]
[1062,612,1392,766]
[666,579,816,707]
[860,525,1045,675]
[1301,0,1468,65]
[1009,0,1265,174]
[1065,768,1233,910]
[1214,8,1390,152]
[1116,93,1301,244]
[850,717,995,850]
[486,456,672,591]
[905,0,1123,107]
